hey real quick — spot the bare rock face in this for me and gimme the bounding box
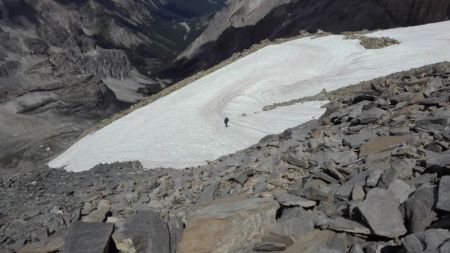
[179,196,279,253]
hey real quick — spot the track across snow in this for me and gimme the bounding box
[50,21,450,172]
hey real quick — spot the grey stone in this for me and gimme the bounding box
[316,248,343,253]
[18,237,64,253]
[423,78,443,97]
[283,230,337,253]
[254,181,269,193]
[197,183,218,203]
[404,185,437,233]
[234,172,249,185]
[274,192,316,208]
[325,217,371,235]
[440,241,450,253]
[253,233,293,252]
[352,183,365,201]
[366,169,383,187]
[343,130,378,149]
[112,211,170,253]
[62,222,114,253]
[329,150,358,166]
[82,199,111,223]
[278,207,315,236]
[391,158,415,180]
[352,107,385,125]
[426,151,450,171]
[178,197,279,253]
[365,150,391,171]
[360,135,409,157]
[437,176,450,211]
[357,188,407,238]
[387,179,415,204]
[349,244,364,253]
[304,179,333,202]
[285,153,310,168]
[402,229,450,253]
[412,173,438,188]
[167,214,184,253]
[390,127,411,136]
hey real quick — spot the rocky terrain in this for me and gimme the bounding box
[0,0,226,171]
[1,62,449,252]
[169,0,450,79]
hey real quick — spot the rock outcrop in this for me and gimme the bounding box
[2,62,450,252]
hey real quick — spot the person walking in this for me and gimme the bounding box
[224,117,229,128]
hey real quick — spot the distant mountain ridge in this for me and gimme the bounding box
[169,0,450,80]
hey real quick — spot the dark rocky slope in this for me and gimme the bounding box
[1,62,449,252]
[0,0,226,171]
[168,0,450,79]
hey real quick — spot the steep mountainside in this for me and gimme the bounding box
[2,62,450,253]
[169,0,450,79]
[0,0,225,170]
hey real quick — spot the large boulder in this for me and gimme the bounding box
[82,200,111,223]
[403,185,437,233]
[112,211,171,253]
[178,196,279,253]
[62,222,115,253]
[357,188,407,238]
[437,176,450,212]
[277,207,316,236]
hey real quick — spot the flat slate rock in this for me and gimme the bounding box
[278,207,315,236]
[357,188,407,238]
[387,179,415,204]
[426,151,450,171]
[437,176,450,211]
[325,217,371,235]
[82,199,111,223]
[342,130,378,149]
[360,135,409,157]
[253,233,293,252]
[274,192,316,208]
[62,222,114,253]
[179,196,279,253]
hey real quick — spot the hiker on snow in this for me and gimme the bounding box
[224,117,229,128]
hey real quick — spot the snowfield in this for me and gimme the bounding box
[50,21,450,172]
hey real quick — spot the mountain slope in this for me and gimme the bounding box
[0,0,226,170]
[169,0,450,79]
[49,21,450,172]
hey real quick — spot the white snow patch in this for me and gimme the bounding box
[179,22,191,33]
[50,21,450,172]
